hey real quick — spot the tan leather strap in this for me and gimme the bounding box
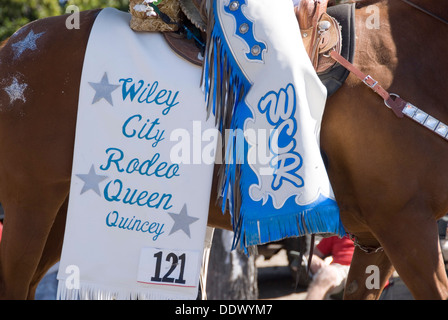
[330,50,405,118]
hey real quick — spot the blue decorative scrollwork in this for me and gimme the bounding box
[224,0,266,61]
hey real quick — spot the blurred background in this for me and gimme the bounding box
[0,0,129,41]
[0,0,354,41]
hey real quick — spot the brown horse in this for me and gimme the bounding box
[0,0,447,300]
[321,0,448,299]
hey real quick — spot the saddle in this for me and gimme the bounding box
[133,0,355,96]
[295,0,356,95]
[315,2,356,96]
[296,0,356,95]
[297,0,340,73]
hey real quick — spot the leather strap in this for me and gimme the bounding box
[330,50,405,118]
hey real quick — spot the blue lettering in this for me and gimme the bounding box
[120,78,144,101]
[104,179,123,202]
[103,178,173,210]
[258,83,303,190]
[100,147,125,172]
[119,78,180,114]
[105,210,165,241]
[106,211,119,227]
[122,114,141,138]
[100,149,179,179]
[122,114,165,147]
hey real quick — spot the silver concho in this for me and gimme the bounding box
[251,45,261,56]
[229,1,239,11]
[239,23,249,34]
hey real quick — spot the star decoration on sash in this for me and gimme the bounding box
[167,204,199,238]
[88,72,120,106]
[11,29,45,59]
[76,164,108,196]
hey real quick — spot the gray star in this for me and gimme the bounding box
[12,29,45,59]
[167,204,200,238]
[4,77,27,103]
[75,165,108,196]
[88,72,120,106]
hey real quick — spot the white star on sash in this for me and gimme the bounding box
[88,72,120,106]
[76,165,108,196]
[167,204,199,238]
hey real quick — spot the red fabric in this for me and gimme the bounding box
[316,236,355,266]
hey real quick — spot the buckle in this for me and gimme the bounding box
[363,75,378,89]
[384,93,405,118]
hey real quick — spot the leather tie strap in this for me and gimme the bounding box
[330,50,405,118]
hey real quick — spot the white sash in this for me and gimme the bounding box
[57,8,216,299]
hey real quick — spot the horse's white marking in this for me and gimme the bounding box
[3,77,28,104]
[11,29,45,59]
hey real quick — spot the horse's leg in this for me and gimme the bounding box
[373,210,448,300]
[343,237,394,300]
[0,184,69,299]
[26,197,69,299]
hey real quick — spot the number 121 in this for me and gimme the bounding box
[150,251,186,284]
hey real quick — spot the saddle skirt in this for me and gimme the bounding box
[202,0,346,251]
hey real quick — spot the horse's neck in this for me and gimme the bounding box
[386,0,448,114]
[405,0,445,10]
[400,0,448,22]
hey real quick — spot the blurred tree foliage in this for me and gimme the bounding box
[0,0,356,41]
[0,0,129,41]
